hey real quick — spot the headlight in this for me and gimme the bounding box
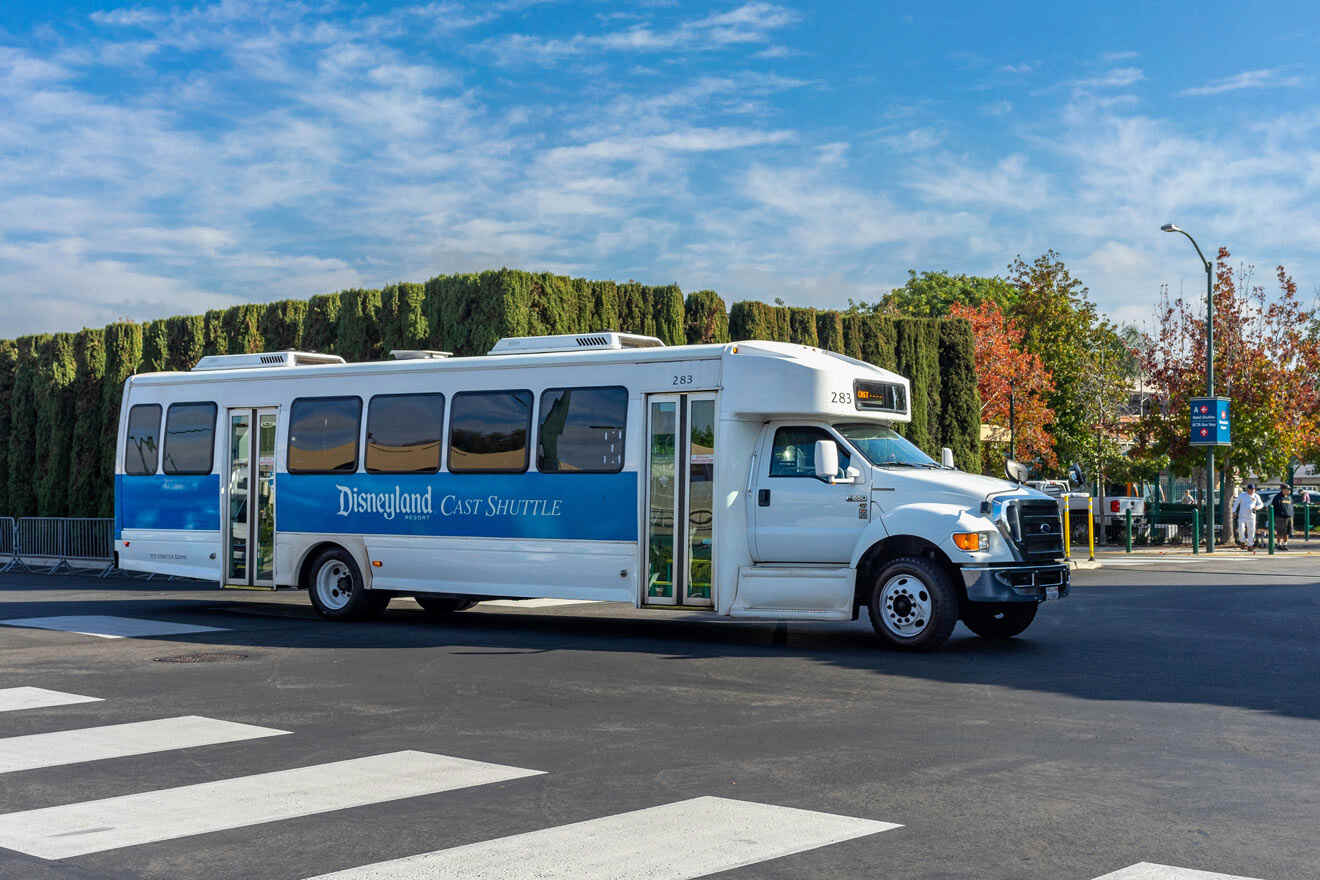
[952,531,995,552]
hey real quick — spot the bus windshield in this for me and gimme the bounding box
[835,423,938,468]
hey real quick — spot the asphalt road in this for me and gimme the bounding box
[0,556,1316,880]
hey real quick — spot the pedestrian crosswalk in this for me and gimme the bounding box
[306,796,898,879]
[0,716,287,774]
[1095,864,1264,880]
[0,686,101,713]
[0,683,1278,879]
[0,751,542,859]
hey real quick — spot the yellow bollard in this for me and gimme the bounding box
[1087,497,1096,561]
[1063,496,1072,558]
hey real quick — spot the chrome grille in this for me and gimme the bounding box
[1012,499,1065,562]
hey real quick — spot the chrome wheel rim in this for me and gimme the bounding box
[879,573,931,637]
[315,560,353,611]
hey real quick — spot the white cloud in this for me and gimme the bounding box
[1070,66,1144,90]
[482,2,798,65]
[981,100,1013,116]
[1179,67,1305,97]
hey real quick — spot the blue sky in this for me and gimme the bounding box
[2,0,1317,337]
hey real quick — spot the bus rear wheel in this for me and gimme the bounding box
[866,556,958,651]
[307,548,387,621]
[961,602,1037,639]
[414,596,478,616]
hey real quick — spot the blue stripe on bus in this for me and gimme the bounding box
[115,474,222,534]
[276,472,639,542]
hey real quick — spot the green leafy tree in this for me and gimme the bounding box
[872,270,1016,317]
[0,339,18,513]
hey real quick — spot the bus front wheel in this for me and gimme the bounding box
[866,556,959,651]
[307,548,388,621]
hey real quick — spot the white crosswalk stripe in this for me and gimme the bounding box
[0,716,288,774]
[305,796,899,880]
[1093,863,1265,879]
[0,750,544,859]
[0,687,101,713]
[0,615,226,638]
[481,598,600,608]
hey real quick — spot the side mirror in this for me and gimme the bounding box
[940,447,955,468]
[1068,462,1085,487]
[1005,459,1030,483]
[814,440,839,482]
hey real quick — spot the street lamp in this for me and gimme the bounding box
[1161,223,1216,552]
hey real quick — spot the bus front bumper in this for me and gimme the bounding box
[960,562,1070,604]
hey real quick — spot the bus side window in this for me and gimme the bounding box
[449,390,533,473]
[288,396,363,474]
[125,404,162,475]
[163,402,217,475]
[537,386,627,473]
[366,393,445,474]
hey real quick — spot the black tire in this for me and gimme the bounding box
[866,556,959,651]
[414,595,478,616]
[962,602,1037,639]
[306,547,388,621]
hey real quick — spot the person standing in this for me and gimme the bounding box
[1233,483,1263,549]
[1273,489,1294,550]
[1180,488,1196,504]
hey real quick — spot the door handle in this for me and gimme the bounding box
[757,489,771,507]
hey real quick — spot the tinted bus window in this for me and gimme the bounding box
[449,390,532,473]
[124,404,161,475]
[366,393,445,474]
[537,386,627,473]
[770,426,849,478]
[288,397,362,474]
[163,402,217,475]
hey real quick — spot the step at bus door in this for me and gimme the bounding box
[223,407,278,590]
[643,393,717,608]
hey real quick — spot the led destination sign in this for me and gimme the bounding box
[853,380,907,414]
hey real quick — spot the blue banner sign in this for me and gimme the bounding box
[276,472,639,541]
[1189,396,1231,446]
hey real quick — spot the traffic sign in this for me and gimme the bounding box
[1189,396,1230,446]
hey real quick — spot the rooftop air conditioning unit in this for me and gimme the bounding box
[487,331,665,356]
[191,351,346,371]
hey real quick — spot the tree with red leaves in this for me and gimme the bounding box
[1137,247,1320,531]
[949,301,1056,472]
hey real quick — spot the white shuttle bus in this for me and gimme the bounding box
[114,332,1069,650]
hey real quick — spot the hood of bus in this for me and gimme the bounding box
[870,467,1042,510]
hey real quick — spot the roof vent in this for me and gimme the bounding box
[192,351,346,372]
[487,331,665,356]
[389,349,453,360]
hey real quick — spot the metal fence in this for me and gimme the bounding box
[0,517,116,576]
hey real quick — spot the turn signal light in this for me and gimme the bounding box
[371,560,382,568]
[952,532,984,552]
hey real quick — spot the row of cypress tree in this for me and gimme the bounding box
[0,269,980,518]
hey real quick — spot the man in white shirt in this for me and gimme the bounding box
[1233,483,1263,549]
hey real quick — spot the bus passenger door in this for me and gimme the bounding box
[224,407,278,590]
[643,393,717,608]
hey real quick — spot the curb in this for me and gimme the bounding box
[1069,559,1103,570]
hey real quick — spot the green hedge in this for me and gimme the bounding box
[0,270,980,516]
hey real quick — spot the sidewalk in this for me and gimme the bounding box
[1066,540,1320,569]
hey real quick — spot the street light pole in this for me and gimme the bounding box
[1162,223,1215,553]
